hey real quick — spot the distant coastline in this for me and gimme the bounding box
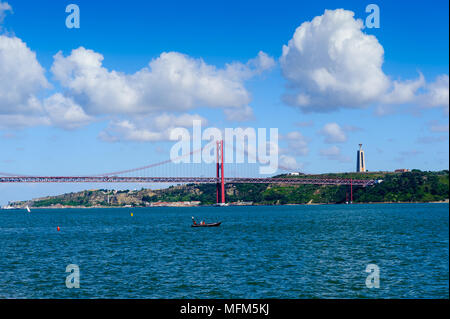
[4,170,448,210]
[4,199,449,210]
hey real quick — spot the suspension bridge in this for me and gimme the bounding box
[0,140,375,204]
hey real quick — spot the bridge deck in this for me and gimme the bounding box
[0,176,375,186]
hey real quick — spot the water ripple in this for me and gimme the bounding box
[0,204,448,298]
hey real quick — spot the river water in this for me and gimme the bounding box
[0,203,448,298]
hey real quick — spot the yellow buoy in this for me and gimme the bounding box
[131,212,133,217]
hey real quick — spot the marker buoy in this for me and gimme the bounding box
[57,226,60,231]
[131,212,133,217]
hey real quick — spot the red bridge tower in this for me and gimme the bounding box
[216,140,225,204]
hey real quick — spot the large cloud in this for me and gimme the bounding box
[0,35,93,130]
[49,47,273,135]
[1,32,273,131]
[0,35,49,115]
[280,9,449,114]
[51,48,274,115]
[280,9,389,112]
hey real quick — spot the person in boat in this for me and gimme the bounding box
[192,217,197,225]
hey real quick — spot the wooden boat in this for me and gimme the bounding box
[191,222,221,228]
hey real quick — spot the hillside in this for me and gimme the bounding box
[9,170,449,208]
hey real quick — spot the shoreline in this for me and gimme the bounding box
[3,200,449,210]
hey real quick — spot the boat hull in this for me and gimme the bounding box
[191,222,221,228]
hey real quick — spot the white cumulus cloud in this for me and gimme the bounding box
[280,9,449,115]
[0,35,94,130]
[51,48,274,116]
[0,35,49,115]
[280,9,389,112]
[1,30,274,131]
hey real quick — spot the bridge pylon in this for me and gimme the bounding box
[216,140,225,204]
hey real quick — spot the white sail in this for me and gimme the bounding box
[26,205,31,213]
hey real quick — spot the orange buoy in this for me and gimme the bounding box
[57,226,60,231]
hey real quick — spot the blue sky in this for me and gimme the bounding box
[0,0,448,205]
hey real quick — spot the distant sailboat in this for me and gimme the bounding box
[26,205,31,213]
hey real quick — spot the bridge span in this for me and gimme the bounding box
[0,176,375,187]
[0,140,376,203]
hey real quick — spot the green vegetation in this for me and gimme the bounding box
[12,170,449,208]
[354,170,449,203]
[32,197,92,207]
[143,170,449,205]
